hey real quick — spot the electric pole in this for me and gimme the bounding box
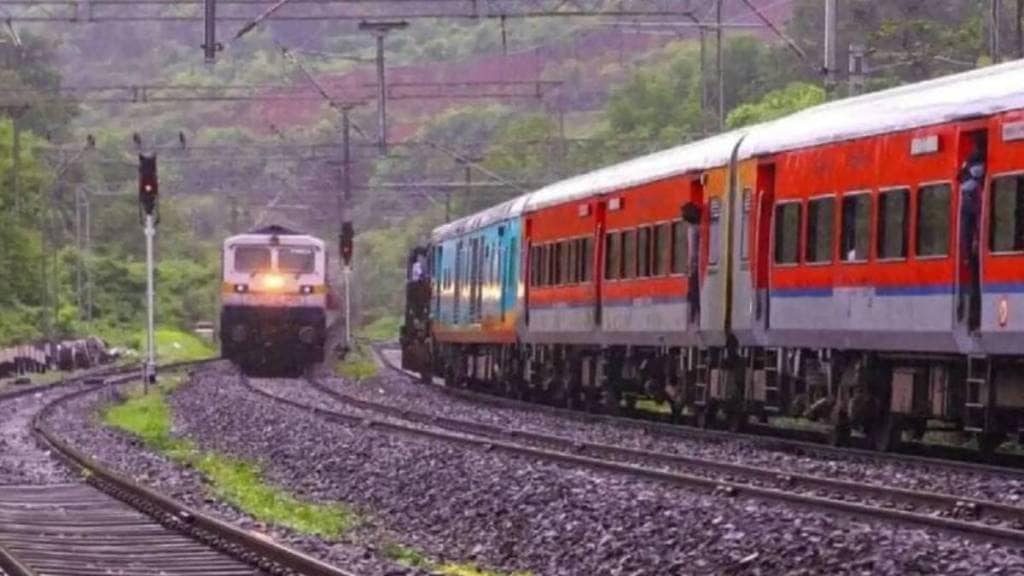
[824,0,838,87]
[203,0,222,62]
[358,20,408,154]
[992,0,1003,63]
[848,44,866,97]
[715,0,724,131]
[1017,0,1023,59]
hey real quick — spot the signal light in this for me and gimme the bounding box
[340,221,354,267]
[139,154,158,215]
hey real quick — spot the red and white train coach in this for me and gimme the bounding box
[408,61,1024,453]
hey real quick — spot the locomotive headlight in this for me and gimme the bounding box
[300,285,314,295]
[234,284,249,293]
[260,274,286,292]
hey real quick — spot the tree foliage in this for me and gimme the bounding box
[726,82,827,129]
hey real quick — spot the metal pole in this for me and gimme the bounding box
[342,107,352,202]
[445,191,452,223]
[824,0,838,83]
[144,213,156,391]
[992,0,1003,63]
[1017,0,1023,58]
[374,32,387,154]
[204,0,218,62]
[716,0,724,131]
[698,27,707,133]
[11,116,20,215]
[343,266,351,347]
[75,187,82,312]
[84,191,92,322]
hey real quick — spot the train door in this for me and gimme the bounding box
[754,163,776,330]
[956,128,988,332]
[684,179,704,328]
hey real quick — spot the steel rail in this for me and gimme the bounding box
[2,359,359,576]
[252,372,1024,547]
[373,344,1024,478]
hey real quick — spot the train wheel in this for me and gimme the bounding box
[827,423,851,447]
[871,414,902,452]
[978,432,1006,460]
[726,411,746,433]
[696,405,716,429]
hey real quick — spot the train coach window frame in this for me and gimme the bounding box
[773,201,802,266]
[805,195,835,265]
[671,220,688,275]
[277,247,317,274]
[989,172,1024,255]
[916,181,953,259]
[840,191,872,263]
[605,232,621,281]
[622,229,637,279]
[582,237,594,282]
[637,227,651,278]
[877,187,910,261]
[655,222,671,276]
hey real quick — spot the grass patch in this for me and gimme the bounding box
[102,378,355,538]
[383,543,530,576]
[358,315,401,343]
[153,328,217,363]
[335,344,378,381]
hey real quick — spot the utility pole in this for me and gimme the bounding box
[992,0,1003,63]
[824,0,838,87]
[715,0,724,131]
[203,0,222,62]
[358,20,408,155]
[1017,0,1023,59]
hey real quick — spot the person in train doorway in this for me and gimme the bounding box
[410,249,427,283]
[682,202,702,324]
[958,137,986,329]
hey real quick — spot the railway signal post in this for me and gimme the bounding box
[340,222,354,349]
[139,154,159,390]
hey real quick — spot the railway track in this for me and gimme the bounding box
[373,344,1024,480]
[244,369,1024,549]
[0,361,357,576]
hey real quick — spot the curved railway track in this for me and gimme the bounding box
[373,344,1024,479]
[0,361,357,576]
[244,368,1024,549]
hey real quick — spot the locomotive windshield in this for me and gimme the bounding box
[234,246,271,272]
[278,247,316,274]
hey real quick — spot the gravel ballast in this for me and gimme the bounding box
[173,369,1024,575]
[341,351,1024,508]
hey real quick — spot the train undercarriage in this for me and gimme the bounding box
[422,341,1024,456]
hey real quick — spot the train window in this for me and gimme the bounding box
[917,183,951,257]
[671,221,687,274]
[582,238,594,282]
[553,243,563,286]
[622,229,637,279]
[278,247,316,274]
[654,224,671,276]
[564,240,575,284]
[990,175,1024,253]
[878,188,909,259]
[234,246,271,272]
[841,193,871,262]
[637,227,651,278]
[606,233,621,280]
[774,202,801,265]
[805,197,835,264]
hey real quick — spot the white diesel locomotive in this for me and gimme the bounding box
[220,225,329,374]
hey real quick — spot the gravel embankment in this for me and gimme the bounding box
[197,372,1024,575]
[42,363,423,576]
[338,354,1024,508]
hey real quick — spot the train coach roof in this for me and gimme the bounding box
[741,59,1024,157]
[431,130,745,242]
[224,232,324,247]
[523,129,745,213]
